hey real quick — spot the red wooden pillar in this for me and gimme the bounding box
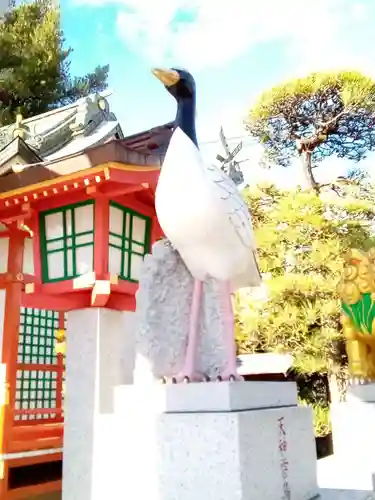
[94,197,109,278]
[151,215,163,244]
[0,228,25,497]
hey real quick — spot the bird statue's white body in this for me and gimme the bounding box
[155,127,261,290]
[152,66,261,382]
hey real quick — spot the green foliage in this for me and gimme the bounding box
[250,71,375,121]
[299,398,331,437]
[235,183,375,374]
[245,71,375,172]
[0,0,109,124]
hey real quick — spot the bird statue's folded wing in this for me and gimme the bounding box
[205,163,255,249]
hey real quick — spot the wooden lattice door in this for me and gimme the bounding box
[14,307,64,425]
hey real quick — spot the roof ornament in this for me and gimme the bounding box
[70,93,116,137]
[12,114,26,139]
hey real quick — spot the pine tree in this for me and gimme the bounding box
[246,71,375,192]
[0,0,109,124]
[236,183,375,375]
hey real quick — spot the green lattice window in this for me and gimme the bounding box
[18,308,59,365]
[39,200,94,283]
[108,203,151,282]
[15,369,58,421]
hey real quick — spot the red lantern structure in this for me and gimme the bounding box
[0,102,171,498]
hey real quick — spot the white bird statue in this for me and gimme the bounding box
[152,67,262,382]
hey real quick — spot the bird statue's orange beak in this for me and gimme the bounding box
[152,68,180,87]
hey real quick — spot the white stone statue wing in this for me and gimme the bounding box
[158,127,256,251]
[205,162,255,249]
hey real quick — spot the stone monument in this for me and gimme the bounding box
[112,67,319,500]
[113,241,318,500]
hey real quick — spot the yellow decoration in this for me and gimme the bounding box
[55,328,66,357]
[337,248,375,380]
[13,114,25,139]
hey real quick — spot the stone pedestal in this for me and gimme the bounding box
[62,308,135,500]
[113,381,318,500]
[331,383,375,474]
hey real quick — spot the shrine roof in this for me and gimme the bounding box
[0,121,174,195]
[0,92,124,162]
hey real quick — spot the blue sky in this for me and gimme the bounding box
[62,0,375,187]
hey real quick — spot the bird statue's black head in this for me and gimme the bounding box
[152,68,195,101]
[152,67,198,147]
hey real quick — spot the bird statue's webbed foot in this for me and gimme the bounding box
[216,369,244,382]
[161,372,209,384]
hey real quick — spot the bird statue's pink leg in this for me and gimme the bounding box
[219,281,243,381]
[172,279,204,383]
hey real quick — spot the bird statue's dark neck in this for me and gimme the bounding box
[175,96,198,148]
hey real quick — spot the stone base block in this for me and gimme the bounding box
[331,384,375,469]
[114,382,318,500]
[62,308,135,500]
[317,455,375,494]
[114,380,298,413]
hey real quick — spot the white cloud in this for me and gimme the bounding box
[106,0,375,158]
[288,1,375,77]
[115,0,341,70]
[73,0,372,72]
[77,0,375,185]
[113,0,375,74]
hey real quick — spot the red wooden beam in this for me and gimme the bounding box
[11,424,63,439]
[112,193,155,216]
[88,183,148,198]
[22,291,90,311]
[0,170,109,210]
[6,479,62,499]
[26,274,137,296]
[108,167,159,185]
[13,408,63,416]
[0,204,33,224]
[17,363,58,372]
[106,292,136,311]
[111,279,138,296]
[136,189,156,206]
